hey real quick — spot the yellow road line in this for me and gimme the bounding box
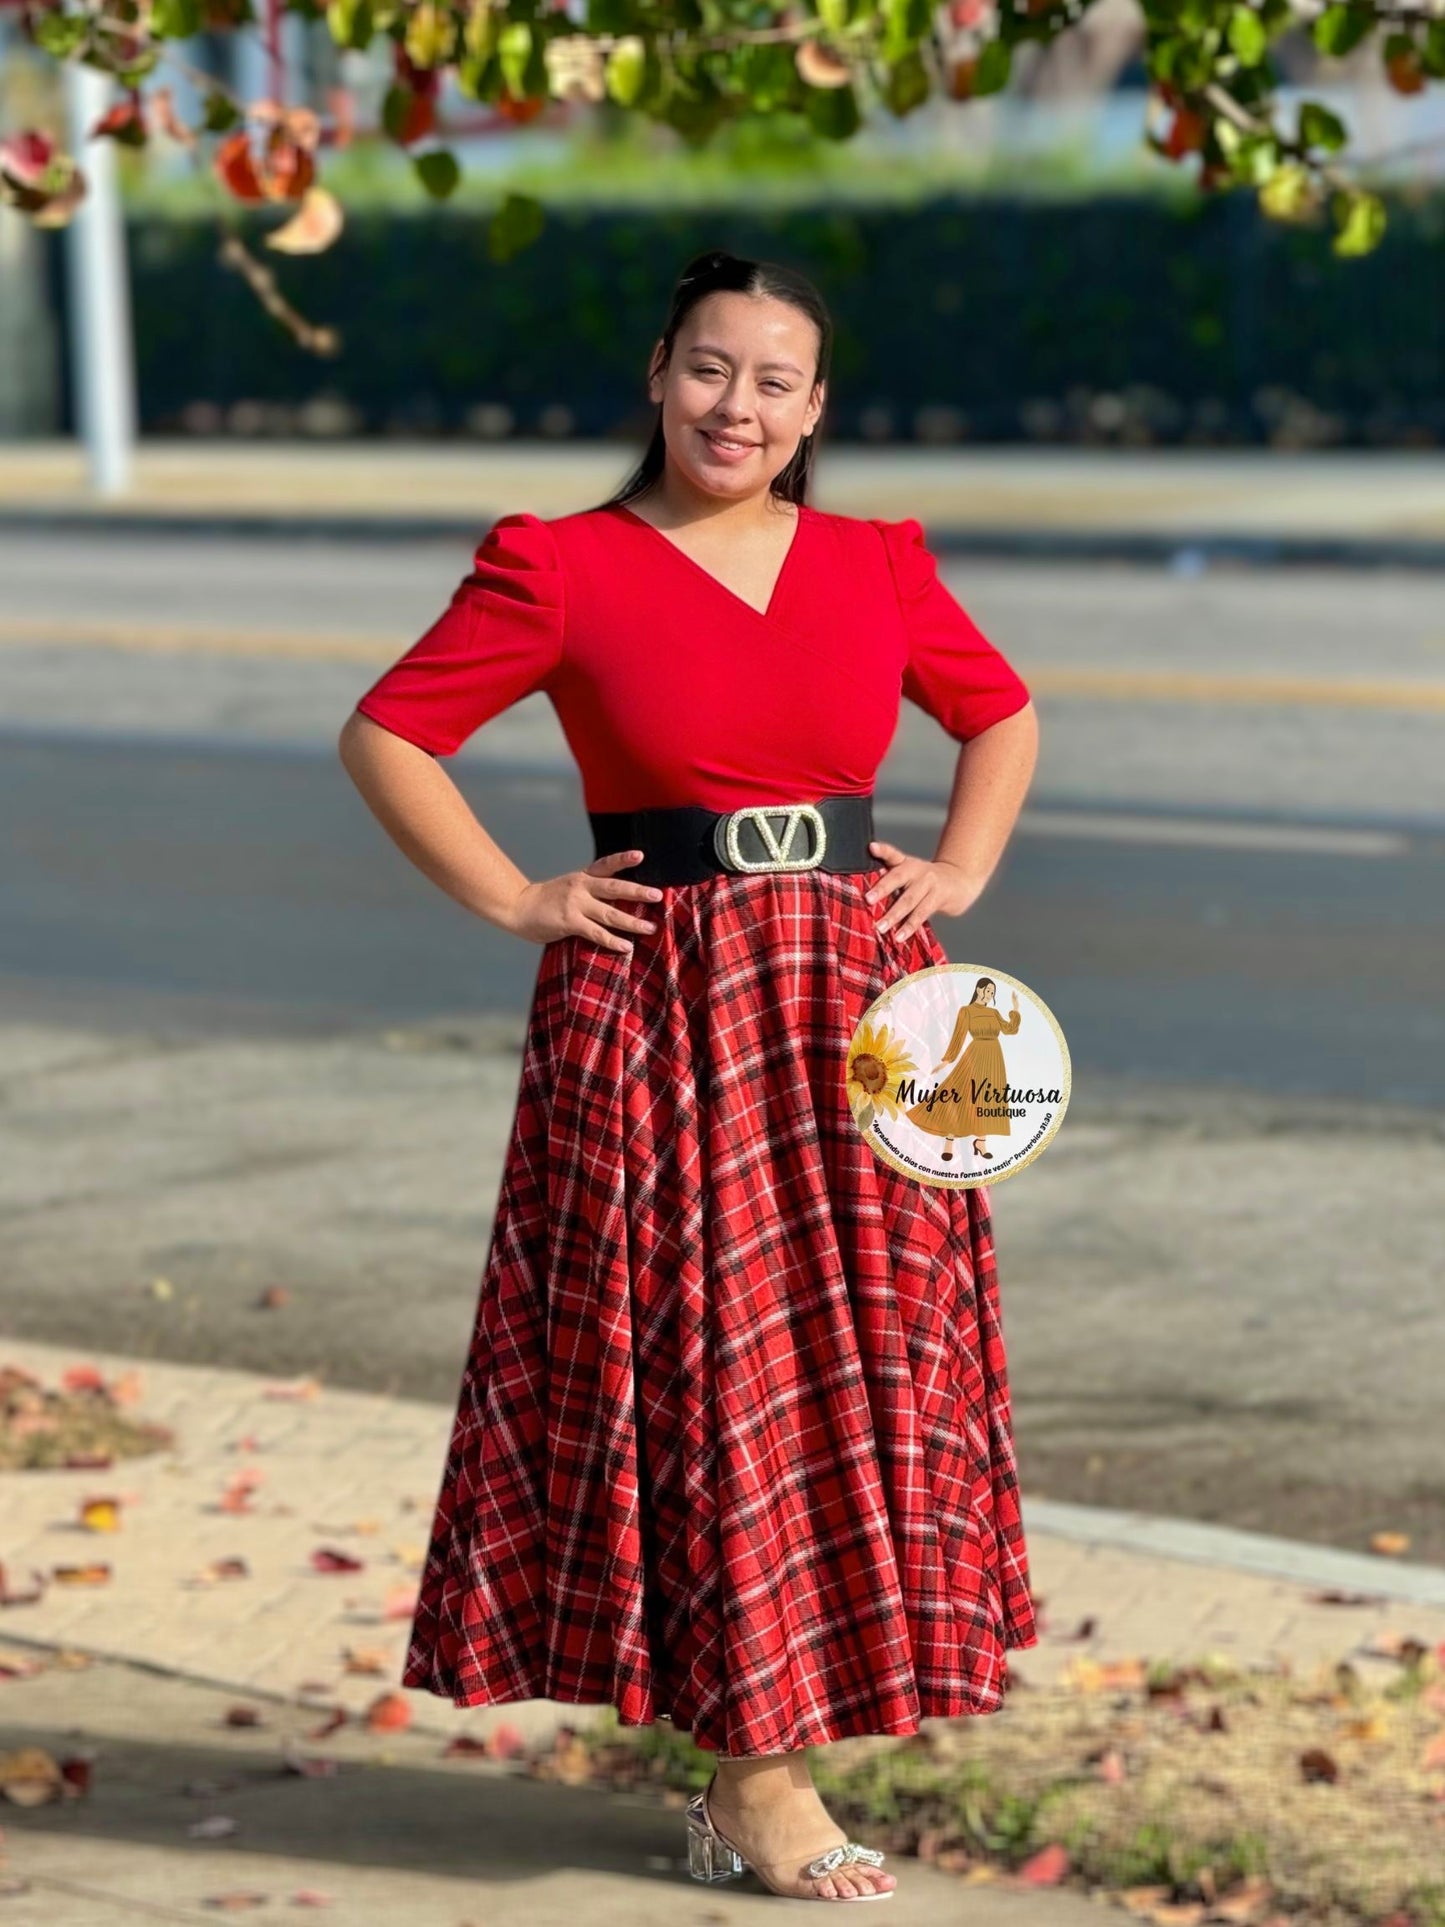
[1,618,1443,711]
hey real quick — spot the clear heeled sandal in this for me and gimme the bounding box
[685,1772,894,1901]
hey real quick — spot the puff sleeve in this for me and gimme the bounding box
[872,516,1031,743]
[351,512,565,756]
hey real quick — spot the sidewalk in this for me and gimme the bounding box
[3,1334,1443,1921]
[5,441,1445,563]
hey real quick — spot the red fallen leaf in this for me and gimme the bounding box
[224,1705,264,1728]
[311,1548,364,1574]
[383,1584,419,1620]
[444,1734,489,1756]
[306,1708,347,1739]
[1096,1746,1128,1784]
[364,1691,411,1732]
[291,1892,333,1908]
[0,1564,46,1606]
[62,1451,115,1470]
[196,1557,250,1583]
[60,1365,107,1394]
[1299,1746,1338,1783]
[1069,1615,1097,1641]
[200,1889,265,1907]
[1306,1588,1383,1607]
[1015,1843,1070,1886]
[217,1468,264,1513]
[51,1564,112,1586]
[486,1722,526,1758]
[59,1753,94,1794]
[256,1286,290,1309]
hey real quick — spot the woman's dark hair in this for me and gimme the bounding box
[596,248,832,511]
[970,977,997,1003]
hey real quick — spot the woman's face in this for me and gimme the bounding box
[647,290,825,505]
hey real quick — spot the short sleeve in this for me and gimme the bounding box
[872,516,1031,743]
[351,512,565,757]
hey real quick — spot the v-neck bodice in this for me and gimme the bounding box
[352,502,1033,815]
[609,500,807,623]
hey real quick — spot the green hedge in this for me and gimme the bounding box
[65,193,1445,445]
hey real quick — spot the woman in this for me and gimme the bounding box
[339,248,1040,1904]
[906,977,1023,1164]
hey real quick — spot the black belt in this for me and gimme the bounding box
[588,793,877,888]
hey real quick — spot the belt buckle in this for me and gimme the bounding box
[713,802,827,874]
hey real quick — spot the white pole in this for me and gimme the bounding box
[62,62,137,497]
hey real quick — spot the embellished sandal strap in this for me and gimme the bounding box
[804,1840,887,1877]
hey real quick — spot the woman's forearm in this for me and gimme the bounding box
[931,702,1039,891]
[338,712,530,933]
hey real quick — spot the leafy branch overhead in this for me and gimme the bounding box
[3,0,1439,328]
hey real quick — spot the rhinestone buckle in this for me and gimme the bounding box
[713,802,827,874]
[805,1841,888,1877]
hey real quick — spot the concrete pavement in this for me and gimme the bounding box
[5,440,1445,562]
[3,1332,1444,1921]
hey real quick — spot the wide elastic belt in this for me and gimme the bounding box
[588,794,877,888]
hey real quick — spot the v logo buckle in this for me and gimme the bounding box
[714,802,827,873]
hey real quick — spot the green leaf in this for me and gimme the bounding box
[1424,21,1445,78]
[381,82,414,140]
[1297,100,1347,152]
[498,20,533,97]
[31,12,91,55]
[816,0,851,30]
[803,78,861,139]
[972,37,1012,94]
[202,90,242,133]
[605,37,648,106]
[1313,3,1371,58]
[413,147,460,199]
[489,189,545,263]
[1331,188,1386,257]
[326,0,374,50]
[1227,6,1267,65]
[151,0,203,36]
[880,48,929,115]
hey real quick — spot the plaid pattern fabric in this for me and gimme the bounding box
[401,862,1039,1754]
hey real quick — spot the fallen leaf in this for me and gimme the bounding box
[311,1548,364,1574]
[0,1746,65,1806]
[1015,1842,1070,1885]
[0,1565,45,1606]
[197,1558,250,1583]
[263,1377,322,1401]
[290,1891,333,1908]
[383,1584,419,1619]
[201,1890,265,1908]
[59,1365,107,1394]
[224,1705,264,1728]
[79,1496,122,1532]
[364,1692,411,1733]
[342,1647,389,1675]
[307,1708,348,1739]
[256,1285,291,1309]
[1298,1746,1338,1783]
[1369,1531,1411,1557]
[51,1564,111,1586]
[188,1814,239,1838]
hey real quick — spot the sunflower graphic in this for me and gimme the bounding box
[846,1019,919,1133]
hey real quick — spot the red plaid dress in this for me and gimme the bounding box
[352,499,1040,1755]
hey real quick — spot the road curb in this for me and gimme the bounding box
[1023,1497,1445,1608]
[5,507,1445,569]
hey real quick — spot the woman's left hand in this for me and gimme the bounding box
[864,840,988,940]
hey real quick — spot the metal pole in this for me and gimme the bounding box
[62,62,137,497]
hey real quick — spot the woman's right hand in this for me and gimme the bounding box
[501,850,663,954]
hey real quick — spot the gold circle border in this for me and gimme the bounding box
[849,962,1073,1189]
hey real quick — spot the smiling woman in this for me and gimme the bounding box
[341,246,1040,1904]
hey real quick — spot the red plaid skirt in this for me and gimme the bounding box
[400,861,1039,1754]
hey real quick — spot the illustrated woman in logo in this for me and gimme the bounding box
[906,976,1022,1162]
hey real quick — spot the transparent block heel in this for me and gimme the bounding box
[686,1787,747,1881]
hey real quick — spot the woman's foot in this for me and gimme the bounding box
[708,1753,897,1900]
[972,1137,992,1160]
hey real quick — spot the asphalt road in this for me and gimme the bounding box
[2,530,1442,1563]
[2,732,1442,1106]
